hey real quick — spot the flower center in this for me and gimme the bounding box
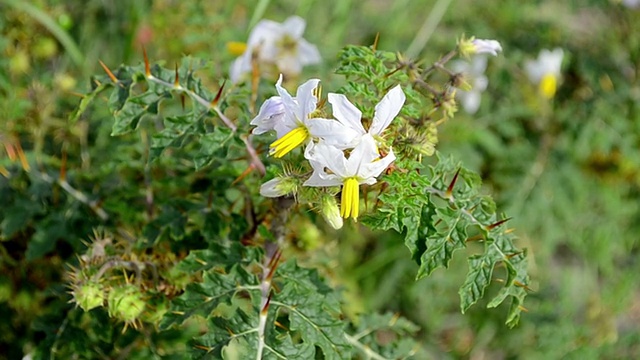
[269,126,310,158]
[340,177,360,219]
[539,73,557,99]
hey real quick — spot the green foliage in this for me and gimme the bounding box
[362,155,528,328]
[6,0,640,359]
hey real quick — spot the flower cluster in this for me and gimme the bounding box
[230,16,321,83]
[452,37,502,114]
[252,75,405,228]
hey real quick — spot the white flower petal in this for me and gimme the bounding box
[328,93,366,135]
[282,16,306,38]
[274,74,301,128]
[250,96,285,134]
[306,119,360,149]
[459,90,482,114]
[296,78,320,122]
[369,85,405,136]
[346,134,380,175]
[276,55,303,77]
[472,39,502,56]
[306,142,350,179]
[297,40,322,65]
[358,148,396,182]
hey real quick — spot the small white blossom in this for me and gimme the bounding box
[471,39,502,56]
[622,0,640,9]
[259,178,288,197]
[254,75,357,158]
[230,16,321,83]
[451,56,489,114]
[327,85,405,148]
[525,48,564,98]
[304,134,395,219]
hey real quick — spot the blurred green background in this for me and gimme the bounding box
[1,0,639,358]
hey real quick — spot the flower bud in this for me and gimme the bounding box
[108,285,146,323]
[260,176,298,198]
[73,281,105,311]
[458,36,502,57]
[321,195,343,230]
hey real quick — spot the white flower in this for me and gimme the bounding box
[451,56,489,114]
[327,85,405,148]
[250,96,285,135]
[471,39,502,56]
[258,75,357,158]
[304,134,395,220]
[230,16,321,83]
[622,0,640,9]
[525,48,564,99]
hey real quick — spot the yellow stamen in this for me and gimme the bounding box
[340,177,360,219]
[539,73,557,99]
[227,41,248,56]
[269,127,309,158]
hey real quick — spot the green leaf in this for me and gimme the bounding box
[271,260,351,359]
[111,91,166,135]
[416,207,468,279]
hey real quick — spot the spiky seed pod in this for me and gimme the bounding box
[107,285,146,323]
[73,281,105,311]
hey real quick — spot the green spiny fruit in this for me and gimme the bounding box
[74,281,105,311]
[107,285,146,323]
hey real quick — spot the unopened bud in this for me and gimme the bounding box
[458,36,502,58]
[321,195,343,230]
[260,176,298,198]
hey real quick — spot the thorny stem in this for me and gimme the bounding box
[37,171,109,221]
[146,74,266,176]
[422,50,458,79]
[256,197,294,360]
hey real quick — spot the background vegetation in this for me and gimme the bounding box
[1,0,639,358]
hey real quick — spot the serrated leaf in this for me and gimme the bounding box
[111,91,165,135]
[193,127,235,169]
[416,207,468,279]
[271,260,351,359]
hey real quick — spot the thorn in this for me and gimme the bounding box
[180,94,185,111]
[486,217,512,231]
[211,80,226,107]
[513,281,533,292]
[231,163,255,186]
[4,143,17,161]
[445,168,460,198]
[15,142,30,172]
[193,344,213,351]
[518,305,529,313]
[505,251,523,259]
[261,294,271,314]
[142,47,151,78]
[504,227,516,234]
[98,60,118,84]
[372,32,380,52]
[0,166,9,178]
[60,149,67,181]
[174,63,180,87]
[274,320,289,331]
[466,234,484,242]
[267,250,282,280]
